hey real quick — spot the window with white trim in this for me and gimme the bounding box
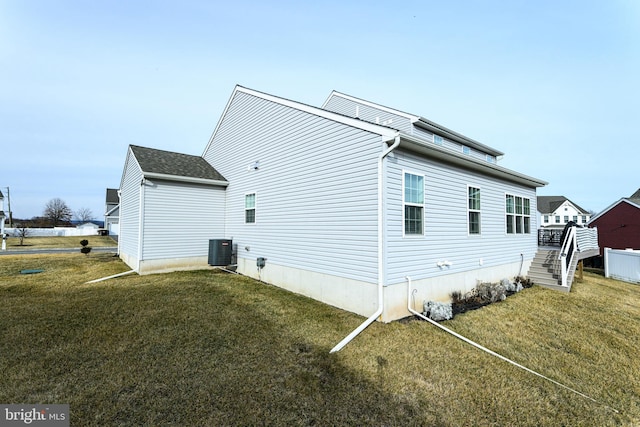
[506,194,531,234]
[403,172,424,235]
[245,193,256,224]
[468,186,481,234]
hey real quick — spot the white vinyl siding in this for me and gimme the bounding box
[118,150,143,264]
[323,95,413,134]
[204,90,382,283]
[385,149,538,284]
[141,180,225,260]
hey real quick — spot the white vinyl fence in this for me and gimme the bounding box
[5,226,100,237]
[604,247,640,284]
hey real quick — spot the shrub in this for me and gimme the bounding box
[80,246,92,255]
[80,239,89,247]
[476,281,506,303]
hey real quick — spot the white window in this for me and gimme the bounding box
[506,194,531,234]
[403,172,424,236]
[544,215,549,223]
[468,186,481,235]
[463,146,471,155]
[245,193,256,224]
[434,135,444,146]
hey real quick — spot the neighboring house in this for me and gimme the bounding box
[118,85,548,322]
[104,188,120,237]
[588,188,640,255]
[537,196,591,229]
[118,145,227,273]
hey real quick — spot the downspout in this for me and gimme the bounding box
[405,276,617,412]
[330,134,401,353]
[136,178,146,272]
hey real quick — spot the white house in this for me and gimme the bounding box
[118,85,547,322]
[537,196,591,229]
[104,188,120,237]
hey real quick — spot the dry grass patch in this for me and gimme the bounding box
[1,255,639,426]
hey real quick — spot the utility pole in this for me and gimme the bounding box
[4,187,11,227]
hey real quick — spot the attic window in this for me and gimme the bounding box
[434,135,444,146]
[462,146,471,155]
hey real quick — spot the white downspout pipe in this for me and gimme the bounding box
[136,178,146,273]
[405,276,617,412]
[330,135,401,353]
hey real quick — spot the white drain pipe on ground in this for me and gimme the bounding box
[405,276,618,413]
[330,135,401,354]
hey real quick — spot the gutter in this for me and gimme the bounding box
[330,134,401,353]
[143,172,228,187]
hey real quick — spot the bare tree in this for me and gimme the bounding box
[43,198,72,226]
[75,207,95,223]
[14,224,29,246]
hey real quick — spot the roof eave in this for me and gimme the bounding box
[399,135,546,188]
[143,172,229,187]
[413,118,504,157]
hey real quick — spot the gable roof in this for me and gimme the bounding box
[322,90,504,158]
[537,196,588,214]
[589,188,640,223]
[203,86,400,157]
[204,85,546,189]
[130,145,227,186]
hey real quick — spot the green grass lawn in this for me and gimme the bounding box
[1,253,639,426]
[4,235,117,249]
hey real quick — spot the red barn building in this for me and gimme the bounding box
[589,188,640,255]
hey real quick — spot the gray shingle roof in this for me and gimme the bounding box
[628,188,640,204]
[106,188,119,204]
[537,196,588,214]
[130,145,226,182]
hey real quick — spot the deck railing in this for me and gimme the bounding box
[557,226,599,287]
[559,227,577,287]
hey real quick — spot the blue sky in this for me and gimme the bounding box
[1,0,638,220]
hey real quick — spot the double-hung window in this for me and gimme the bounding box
[245,193,256,224]
[506,194,531,234]
[403,172,424,235]
[468,186,481,234]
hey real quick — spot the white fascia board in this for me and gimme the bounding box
[238,86,398,138]
[589,198,640,224]
[400,134,547,188]
[105,204,120,216]
[142,172,229,187]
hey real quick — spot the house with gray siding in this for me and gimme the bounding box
[118,145,227,273]
[118,85,547,322]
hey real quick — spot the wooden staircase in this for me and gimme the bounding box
[528,247,600,292]
[528,249,573,292]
